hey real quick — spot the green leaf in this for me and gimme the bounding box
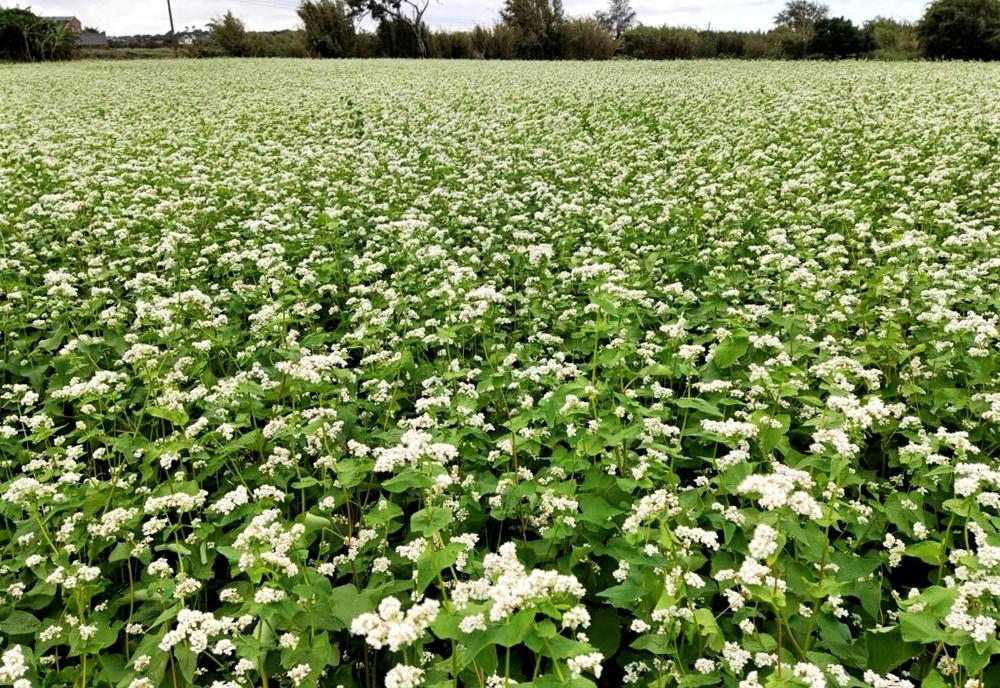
[0,610,40,635]
[674,397,723,418]
[713,336,748,369]
[597,577,644,610]
[411,507,453,534]
[488,610,534,647]
[577,494,621,526]
[921,670,948,688]
[694,607,724,652]
[588,607,621,658]
[382,469,434,493]
[145,406,189,426]
[630,633,672,654]
[865,627,920,672]
[329,585,375,629]
[899,612,942,644]
[904,541,943,566]
[416,543,461,593]
[174,644,198,684]
[678,676,721,687]
[957,640,997,675]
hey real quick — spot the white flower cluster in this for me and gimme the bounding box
[623,489,680,533]
[350,597,440,652]
[0,645,28,686]
[701,419,759,441]
[159,608,252,653]
[232,509,304,576]
[567,651,604,679]
[2,477,57,508]
[385,664,424,688]
[274,351,348,384]
[373,429,459,473]
[747,524,779,560]
[87,507,139,538]
[451,542,586,623]
[738,463,822,519]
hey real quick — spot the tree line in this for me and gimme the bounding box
[2,0,999,62]
[206,0,1000,62]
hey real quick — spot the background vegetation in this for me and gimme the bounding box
[3,0,1000,62]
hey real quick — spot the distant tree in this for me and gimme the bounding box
[298,0,356,57]
[864,16,919,58]
[595,0,635,39]
[918,0,1000,60]
[209,11,250,56]
[488,22,517,58]
[774,0,829,33]
[376,15,428,56]
[344,0,430,57]
[620,25,700,59]
[564,17,615,59]
[246,29,309,57]
[809,16,868,57]
[774,0,829,56]
[500,0,565,58]
[470,25,490,57]
[426,29,474,58]
[0,8,74,61]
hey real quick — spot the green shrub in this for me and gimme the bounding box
[0,8,75,62]
[563,18,615,60]
[918,0,1000,59]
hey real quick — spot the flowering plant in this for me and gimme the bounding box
[2,59,1000,688]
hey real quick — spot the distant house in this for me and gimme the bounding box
[78,31,108,48]
[42,16,83,34]
[178,34,196,46]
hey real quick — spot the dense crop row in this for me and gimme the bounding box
[1,60,1000,688]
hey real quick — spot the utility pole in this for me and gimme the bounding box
[166,0,179,57]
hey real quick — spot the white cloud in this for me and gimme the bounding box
[8,0,926,36]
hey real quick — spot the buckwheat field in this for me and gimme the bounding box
[1,59,1000,688]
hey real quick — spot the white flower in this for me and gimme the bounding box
[748,524,779,560]
[287,664,311,687]
[0,646,28,682]
[561,605,591,630]
[694,658,716,674]
[351,597,440,652]
[384,664,424,688]
[567,652,604,679]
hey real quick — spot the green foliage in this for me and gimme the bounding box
[298,0,356,58]
[864,16,920,60]
[616,26,784,60]
[376,16,428,58]
[246,30,310,58]
[620,25,701,59]
[774,0,830,33]
[595,0,636,39]
[500,0,566,59]
[426,30,475,59]
[473,22,519,59]
[774,0,830,57]
[0,8,75,62]
[809,16,871,58]
[918,0,1000,60]
[209,11,250,57]
[343,0,430,57]
[563,18,615,60]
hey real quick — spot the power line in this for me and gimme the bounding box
[185,0,302,10]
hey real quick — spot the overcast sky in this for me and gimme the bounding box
[9,0,926,35]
